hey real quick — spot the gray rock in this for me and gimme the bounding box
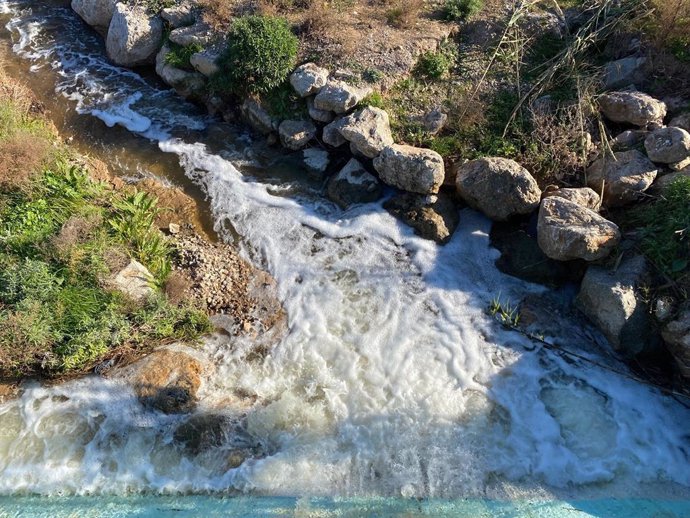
[603,56,646,89]
[190,49,220,77]
[112,259,155,301]
[455,157,541,221]
[610,129,648,151]
[537,197,620,261]
[384,193,459,244]
[278,120,317,150]
[586,150,657,207]
[290,63,329,98]
[161,2,196,28]
[106,4,164,67]
[422,108,447,135]
[72,0,118,29]
[313,80,371,114]
[303,148,330,176]
[339,107,394,159]
[374,144,445,195]
[644,127,690,164]
[544,187,601,210]
[306,97,334,123]
[662,309,690,379]
[169,21,212,47]
[650,168,690,193]
[327,159,382,208]
[322,117,348,147]
[576,255,657,357]
[598,91,666,127]
[669,112,690,132]
[155,45,206,98]
[240,98,278,135]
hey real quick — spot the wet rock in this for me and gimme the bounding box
[313,80,371,114]
[290,63,329,98]
[241,98,279,135]
[303,148,330,176]
[544,187,601,211]
[113,346,204,414]
[278,120,317,150]
[106,4,163,67]
[384,193,459,244]
[169,21,212,47]
[537,197,620,261]
[576,255,658,357]
[326,158,382,208]
[598,91,666,127]
[374,144,445,195]
[322,117,347,147]
[173,413,232,454]
[112,259,155,302]
[455,157,541,221]
[339,107,394,159]
[72,0,118,30]
[662,308,690,379]
[586,150,657,207]
[603,56,646,89]
[190,49,220,77]
[155,45,206,99]
[669,112,690,132]
[306,97,333,123]
[610,129,648,151]
[644,127,690,164]
[161,2,196,28]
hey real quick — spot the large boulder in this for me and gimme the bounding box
[327,159,382,208]
[278,120,316,150]
[72,0,118,29]
[155,45,206,99]
[374,144,445,195]
[598,91,666,127]
[537,197,620,261]
[290,63,329,98]
[544,187,601,210]
[644,127,690,164]
[313,80,371,114]
[106,4,164,67]
[112,259,154,302]
[662,309,690,379]
[586,150,657,207]
[384,193,459,244]
[576,255,658,357]
[603,56,646,89]
[339,107,394,159]
[454,157,541,221]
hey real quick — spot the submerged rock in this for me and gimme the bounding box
[106,3,163,67]
[586,150,657,207]
[454,157,541,221]
[374,144,445,195]
[644,127,690,164]
[339,107,394,159]
[598,91,666,127]
[384,193,459,244]
[327,158,382,208]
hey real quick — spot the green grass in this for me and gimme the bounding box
[164,42,204,70]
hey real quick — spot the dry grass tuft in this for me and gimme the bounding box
[0,133,51,191]
[164,270,194,306]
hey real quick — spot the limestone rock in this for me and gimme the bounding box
[339,107,394,159]
[598,91,666,127]
[576,255,657,357]
[322,117,348,147]
[603,56,646,89]
[240,98,278,135]
[190,49,220,77]
[586,150,657,207]
[326,159,382,208]
[384,193,459,244]
[669,112,690,132]
[278,120,316,150]
[169,21,212,47]
[662,309,690,379]
[374,144,445,195]
[454,157,541,221]
[290,63,329,98]
[644,127,690,164]
[306,97,333,123]
[313,80,371,114]
[610,129,648,151]
[303,148,330,176]
[155,45,206,99]
[537,197,620,261]
[112,259,154,302]
[161,2,196,28]
[106,4,164,67]
[544,187,600,210]
[422,108,447,135]
[72,0,118,29]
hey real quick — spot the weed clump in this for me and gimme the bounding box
[443,0,483,22]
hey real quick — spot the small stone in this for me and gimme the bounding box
[169,223,181,234]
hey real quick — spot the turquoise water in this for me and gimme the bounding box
[1,497,690,517]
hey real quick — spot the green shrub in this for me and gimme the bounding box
[213,15,299,95]
[443,0,484,21]
[414,51,453,80]
[164,42,204,70]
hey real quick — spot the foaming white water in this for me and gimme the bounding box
[0,0,689,499]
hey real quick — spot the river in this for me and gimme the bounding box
[0,1,689,515]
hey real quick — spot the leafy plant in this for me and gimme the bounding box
[165,42,204,70]
[443,0,484,22]
[213,15,299,95]
[489,294,521,328]
[414,50,454,80]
